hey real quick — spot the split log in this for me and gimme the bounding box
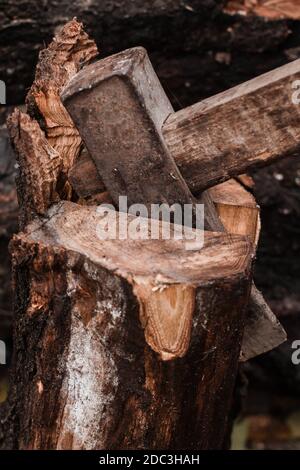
[61,44,286,366]
[2,201,253,450]
[1,18,287,450]
[2,21,255,450]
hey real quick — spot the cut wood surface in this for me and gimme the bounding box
[209,178,260,245]
[25,202,252,287]
[3,201,252,449]
[25,201,252,361]
[163,58,300,192]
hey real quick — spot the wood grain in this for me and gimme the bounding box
[7,109,62,228]
[163,58,300,192]
[209,178,260,244]
[26,19,98,173]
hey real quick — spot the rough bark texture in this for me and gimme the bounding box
[0,110,18,376]
[1,201,252,450]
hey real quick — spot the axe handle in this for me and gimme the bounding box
[163,58,300,192]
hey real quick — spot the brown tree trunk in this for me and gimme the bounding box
[2,200,252,450]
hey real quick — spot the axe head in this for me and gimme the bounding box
[61,47,195,212]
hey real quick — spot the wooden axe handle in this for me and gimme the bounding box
[163,58,300,192]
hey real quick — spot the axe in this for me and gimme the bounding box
[61,47,288,360]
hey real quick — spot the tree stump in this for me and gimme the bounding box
[2,200,252,450]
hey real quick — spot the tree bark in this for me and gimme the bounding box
[1,201,253,450]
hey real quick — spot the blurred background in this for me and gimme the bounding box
[1,0,300,449]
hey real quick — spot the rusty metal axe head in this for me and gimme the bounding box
[61,47,195,209]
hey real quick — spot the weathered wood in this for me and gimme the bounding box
[163,58,300,192]
[241,286,287,362]
[2,201,253,450]
[7,109,62,229]
[1,18,286,451]
[26,19,98,174]
[0,0,295,109]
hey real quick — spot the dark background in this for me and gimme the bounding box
[1,0,300,448]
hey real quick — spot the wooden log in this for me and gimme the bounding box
[2,21,255,447]
[65,129,287,362]
[0,19,281,451]
[163,58,300,192]
[2,201,253,450]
